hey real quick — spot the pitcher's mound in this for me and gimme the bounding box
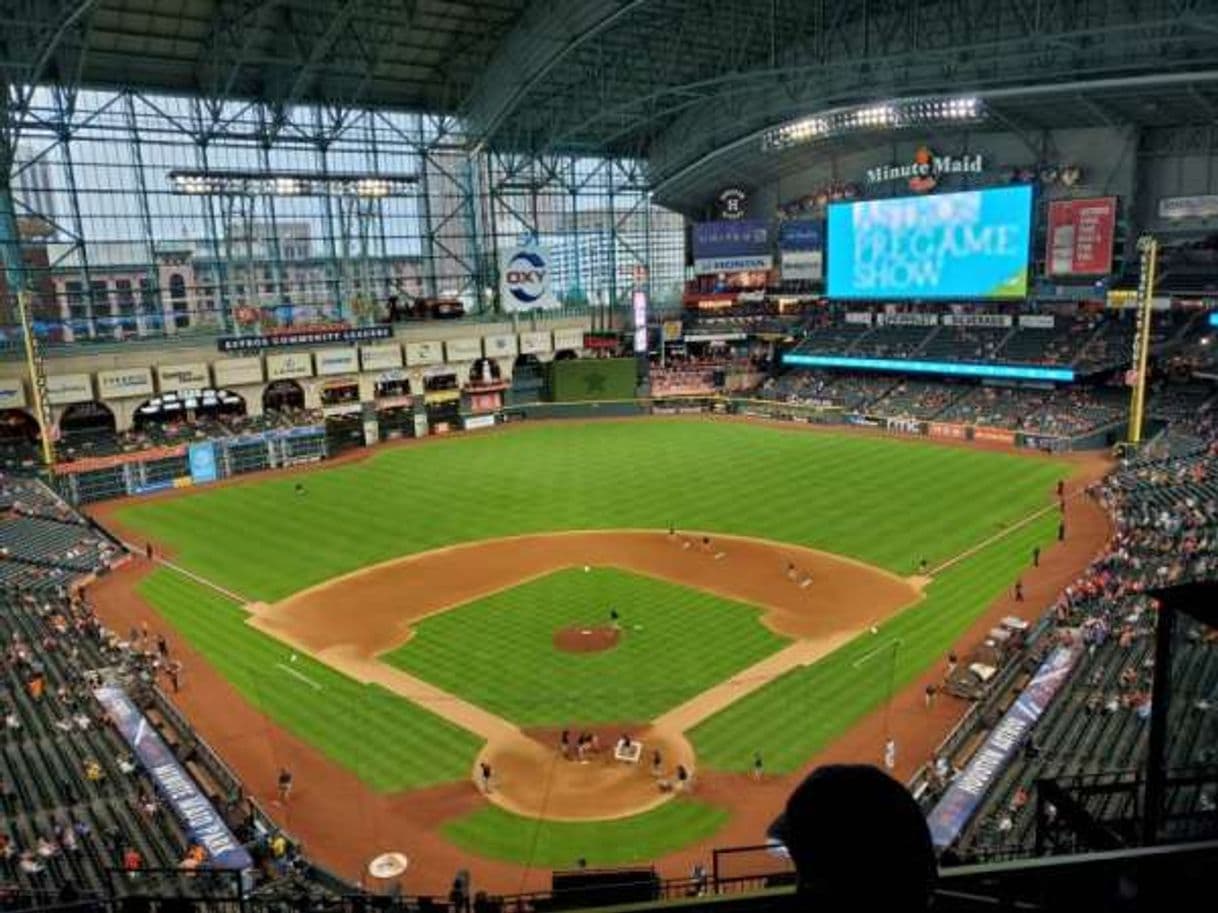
[554,625,620,653]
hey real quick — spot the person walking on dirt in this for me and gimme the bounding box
[651,748,663,777]
[883,738,897,772]
[277,768,293,803]
[479,761,493,793]
[1014,579,1024,602]
[753,751,764,781]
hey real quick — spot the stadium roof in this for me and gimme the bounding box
[6,1,1218,212]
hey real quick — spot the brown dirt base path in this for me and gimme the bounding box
[247,530,920,824]
[83,420,1113,896]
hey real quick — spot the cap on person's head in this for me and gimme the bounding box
[768,764,935,908]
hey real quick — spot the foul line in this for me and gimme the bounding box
[274,662,322,690]
[122,540,249,605]
[853,638,904,669]
[927,492,1081,578]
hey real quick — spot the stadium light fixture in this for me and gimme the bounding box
[167,169,417,197]
[762,96,986,151]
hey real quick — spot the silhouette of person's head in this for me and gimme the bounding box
[770,764,935,909]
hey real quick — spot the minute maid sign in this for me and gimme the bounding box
[500,245,559,312]
[866,146,984,193]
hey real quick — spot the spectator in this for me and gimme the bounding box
[770,765,935,909]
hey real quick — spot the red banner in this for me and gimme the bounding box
[54,444,187,476]
[928,422,967,440]
[973,427,1016,445]
[1046,197,1117,276]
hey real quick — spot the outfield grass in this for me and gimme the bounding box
[385,567,788,726]
[114,420,1064,602]
[138,569,483,792]
[441,800,730,868]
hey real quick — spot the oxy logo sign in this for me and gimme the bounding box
[501,246,557,311]
[505,250,547,304]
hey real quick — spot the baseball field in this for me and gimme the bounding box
[91,418,1096,888]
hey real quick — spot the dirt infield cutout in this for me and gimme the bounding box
[247,529,921,821]
[554,625,621,653]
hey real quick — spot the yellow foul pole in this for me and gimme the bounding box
[16,290,56,469]
[1126,235,1158,446]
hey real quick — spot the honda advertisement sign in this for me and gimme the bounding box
[692,220,771,274]
[1045,197,1117,276]
[500,246,559,312]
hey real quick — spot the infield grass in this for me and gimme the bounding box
[385,567,788,726]
[441,800,730,869]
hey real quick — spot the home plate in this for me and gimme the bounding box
[581,629,593,635]
[714,551,726,560]
[800,579,813,589]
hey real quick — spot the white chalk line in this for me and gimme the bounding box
[275,662,323,690]
[926,492,1081,578]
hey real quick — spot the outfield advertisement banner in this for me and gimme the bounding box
[780,250,823,281]
[360,343,404,371]
[97,368,154,400]
[158,363,210,392]
[928,422,967,439]
[519,330,553,354]
[927,643,1082,848]
[1045,197,1117,276]
[94,684,252,870]
[212,358,265,387]
[974,427,1016,445]
[314,347,358,376]
[266,353,313,380]
[188,442,218,484]
[0,377,25,409]
[46,373,94,405]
